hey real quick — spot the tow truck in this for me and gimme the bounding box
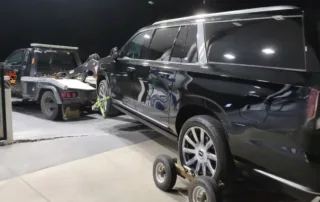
[0,43,97,120]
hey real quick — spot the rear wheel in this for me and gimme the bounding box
[178,115,232,183]
[40,91,62,120]
[98,79,119,118]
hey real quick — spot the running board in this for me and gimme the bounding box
[254,169,320,196]
[112,104,177,142]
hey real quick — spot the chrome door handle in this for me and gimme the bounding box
[159,72,170,78]
[127,67,135,72]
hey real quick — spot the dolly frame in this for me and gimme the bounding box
[153,155,221,202]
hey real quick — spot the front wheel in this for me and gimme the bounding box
[98,79,119,118]
[40,91,62,120]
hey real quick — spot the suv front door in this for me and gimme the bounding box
[134,26,198,128]
[113,30,153,110]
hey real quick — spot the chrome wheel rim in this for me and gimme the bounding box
[192,186,208,202]
[98,83,106,99]
[98,83,108,111]
[155,163,166,183]
[44,97,57,115]
[182,127,217,177]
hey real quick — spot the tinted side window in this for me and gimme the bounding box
[171,25,198,63]
[120,30,153,59]
[205,18,305,69]
[7,51,23,65]
[146,27,179,61]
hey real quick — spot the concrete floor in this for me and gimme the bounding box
[12,100,135,140]
[0,137,298,202]
[0,101,302,202]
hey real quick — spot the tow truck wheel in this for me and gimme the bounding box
[98,79,119,118]
[40,91,62,120]
[189,176,219,202]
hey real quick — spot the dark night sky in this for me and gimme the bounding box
[0,0,317,61]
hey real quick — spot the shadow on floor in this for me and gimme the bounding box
[133,136,301,202]
[108,115,140,123]
[12,101,97,121]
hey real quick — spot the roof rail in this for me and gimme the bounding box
[153,6,298,25]
[30,43,79,50]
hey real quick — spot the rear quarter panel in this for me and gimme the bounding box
[170,63,320,191]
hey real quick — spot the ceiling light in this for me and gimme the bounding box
[148,1,154,5]
[144,34,151,39]
[262,48,275,55]
[224,53,236,60]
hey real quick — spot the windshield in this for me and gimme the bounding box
[35,49,78,75]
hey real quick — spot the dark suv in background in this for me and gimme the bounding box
[97,6,320,201]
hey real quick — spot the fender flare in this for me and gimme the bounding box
[36,84,62,104]
[175,94,229,124]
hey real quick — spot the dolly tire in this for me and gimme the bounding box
[40,91,62,120]
[153,155,177,192]
[189,176,219,202]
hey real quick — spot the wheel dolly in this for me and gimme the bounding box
[153,155,223,202]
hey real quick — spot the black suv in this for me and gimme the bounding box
[97,6,320,201]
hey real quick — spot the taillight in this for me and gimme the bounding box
[307,88,319,120]
[61,91,78,99]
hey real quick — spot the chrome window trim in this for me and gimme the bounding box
[197,23,207,64]
[203,15,302,24]
[255,169,320,195]
[114,100,168,128]
[208,61,306,72]
[153,6,298,25]
[139,22,199,33]
[118,58,306,72]
[118,58,201,67]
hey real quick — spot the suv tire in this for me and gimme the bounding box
[178,115,231,183]
[98,79,120,118]
[40,91,62,120]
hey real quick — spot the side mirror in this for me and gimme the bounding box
[110,47,119,59]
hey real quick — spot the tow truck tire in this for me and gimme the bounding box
[40,91,62,120]
[98,79,120,118]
